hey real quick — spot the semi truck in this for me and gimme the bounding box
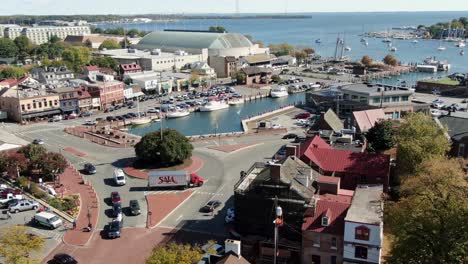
[148,171,204,189]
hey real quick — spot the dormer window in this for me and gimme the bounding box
[355,226,370,241]
[321,216,329,226]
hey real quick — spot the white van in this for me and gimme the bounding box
[32,212,63,229]
[113,169,126,186]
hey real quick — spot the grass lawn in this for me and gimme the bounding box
[423,77,460,86]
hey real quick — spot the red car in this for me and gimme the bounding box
[110,192,121,204]
[0,188,22,199]
[294,112,311,119]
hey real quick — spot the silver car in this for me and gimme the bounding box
[9,199,39,213]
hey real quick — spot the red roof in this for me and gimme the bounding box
[85,66,100,71]
[302,197,351,234]
[0,78,19,87]
[299,135,332,157]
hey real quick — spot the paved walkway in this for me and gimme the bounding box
[207,143,260,153]
[146,191,194,228]
[56,166,99,246]
[63,147,88,157]
[123,156,204,180]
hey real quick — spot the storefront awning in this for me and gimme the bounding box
[22,109,61,119]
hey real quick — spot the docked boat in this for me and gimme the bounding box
[270,87,289,98]
[412,39,419,44]
[390,46,397,52]
[166,110,190,118]
[455,41,466,48]
[315,39,322,44]
[131,117,151,125]
[437,46,447,51]
[229,99,245,105]
[199,100,229,112]
[382,38,392,43]
[344,46,352,51]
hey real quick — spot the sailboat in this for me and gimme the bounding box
[461,50,465,56]
[437,45,447,51]
[412,39,419,44]
[131,101,151,125]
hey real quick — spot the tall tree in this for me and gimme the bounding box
[386,157,468,264]
[40,152,67,182]
[0,226,45,264]
[62,46,91,72]
[383,54,398,66]
[90,56,118,71]
[146,242,203,264]
[0,38,19,58]
[14,36,33,61]
[366,120,395,153]
[0,67,27,79]
[98,39,121,50]
[361,55,373,66]
[395,112,450,177]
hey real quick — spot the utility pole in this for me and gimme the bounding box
[273,197,283,264]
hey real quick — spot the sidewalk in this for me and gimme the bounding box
[123,156,204,180]
[56,166,99,246]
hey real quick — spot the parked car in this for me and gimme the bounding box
[9,199,39,213]
[50,253,78,264]
[79,111,92,118]
[83,120,97,126]
[112,202,122,217]
[110,192,121,204]
[294,136,307,143]
[0,198,20,209]
[200,200,222,213]
[33,139,44,145]
[32,212,62,229]
[282,133,298,139]
[294,112,311,119]
[106,219,123,239]
[83,163,97,174]
[129,200,141,216]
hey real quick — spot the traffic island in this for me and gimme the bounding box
[123,156,204,180]
[146,191,195,228]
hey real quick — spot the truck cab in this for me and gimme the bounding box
[190,173,204,187]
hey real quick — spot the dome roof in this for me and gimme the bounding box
[136,30,253,50]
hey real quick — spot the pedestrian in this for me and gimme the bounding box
[72,220,77,230]
[6,211,12,219]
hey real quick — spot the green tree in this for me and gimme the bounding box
[383,54,398,66]
[294,51,307,62]
[90,56,118,71]
[17,144,47,170]
[0,67,27,79]
[40,152,67,182]
[0,225,45,264]
[0,152,7,172]
[366,120,395,152]
[303,47,315,55]
[395,112,450,177]
[135,129,193,167]
[35,38,66,60]
[146,242,203,264]
[386,157,468,264]
[62,46,91,72]
[361,55,373,66]
[208,26,227,33]
[269,43,294,56]
[14,36,33,61]
[0,38,19,58]
[236,71,246,85]
[119,38,131,48]
[271,74,282,83]
[98,39,121,50]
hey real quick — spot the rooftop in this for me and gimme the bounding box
[345,185,383,225]
[100,48,192,60]
[352,109,387,133]
[241,66,272,75]
[419,77,460,86]
[340,83,414,96]
[302,196,351,234]
[438,113,468,140]
[242,54,275,64]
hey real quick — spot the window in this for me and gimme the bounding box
[392,96,399,102]
[321,216,329,226]
[372,97,380,104]
[54,100,58,106]
[355,226,370,240]
[355,246,368,259]
[459,144,466,157]
[21,104,25,111]
[27,104,31,110]
[38,102,42,108]
[359,97,367,103]
[331,237,337,249]
[330,256,337,264]
[313,235,320,247]
[351,95,359,100]
[383,97,390,102]
[401,96,409,101]
[33,103,37,109]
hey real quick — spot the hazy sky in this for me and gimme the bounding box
[1,0,467,15]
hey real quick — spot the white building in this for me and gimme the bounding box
[22,26,91,44]
[99,48,204,72]
[190,62,216,78]
[343,185,384,264]
[124,71,173,94]
[0,24,21,38]
[4,26,23,39]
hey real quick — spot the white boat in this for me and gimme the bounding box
[437,46,447,51]
[382,38,392,43]
[390,46,397,52]
[131,117,152,125]
[229,99,245,105]
[364,41,369,46]
[344,46,352,51]
[461,50,465,56]
[199,100,229,112]
[412,39,419,44]
[455,42,466,48]
[360,38,366,43]
[270,87,289,98]
[166,110,190,118]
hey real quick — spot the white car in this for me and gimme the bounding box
[147,108,160,113]
[272,124,281,129]
[431,102,444,109]
[33,139,44,145]
[113,169,126,186]
[84,120,97,126]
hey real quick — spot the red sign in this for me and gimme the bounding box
[158,176,178,184]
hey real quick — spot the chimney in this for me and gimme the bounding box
[270,164,281,184]
[225,239,241,258]
[286,145,297,157]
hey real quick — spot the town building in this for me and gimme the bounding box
[0,77,61,122]
[65,34,141,49]
[309,109,344,134]
[240,67,272,86]
[123,84,145,101]
[240,54,275,68]
[302,176,354,264]
[234,156,318,263]
[86,76,124,109]
[74,87,94,112]
[99,48,204,72]
[50,86,79,114]
[120,63,142,75]
[438,112,468,159]
[123,71,174,94]
[293,136,390,191]
[4,26,92,45]
[306,83,428,119]
[209,56,237,78]
[0,24,21,38]
[189,62,217,78]
[272,55,297,68]
[30,66,75,85]
[343,185,384,264]
[3,26,23,39]
[351,109,387,134]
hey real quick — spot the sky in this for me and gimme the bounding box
[0,0,467,15]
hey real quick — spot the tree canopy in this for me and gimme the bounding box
[361,55,373,66]
[236,71,246,85]
[385,157,468,263]
[0,66,27,79]
[208,26,227,33]
[18,144,47,166]
[14,36,33,61]
[0,38,19,58]
[146,242,203,264]
[135,129,193,167]
[395,112,450,177]
[268,43,294,57]
[366,120,395,153]
[62,46,91,72]
[383,54,398,66]
[99,39,121,50]
[0,226,45,264]
[90,56,118,71]
[40,152,67,181]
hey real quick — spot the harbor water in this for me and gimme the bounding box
[129,93,305,136]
